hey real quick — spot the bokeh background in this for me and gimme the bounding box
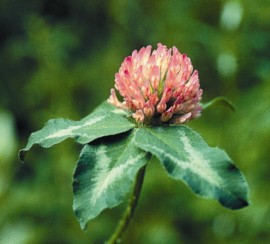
[1,0,270,243]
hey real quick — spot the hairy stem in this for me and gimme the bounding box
[107,164,147,244]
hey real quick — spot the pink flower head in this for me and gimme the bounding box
[108,43,203,124]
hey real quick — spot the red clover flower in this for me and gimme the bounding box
[108,43,203,124]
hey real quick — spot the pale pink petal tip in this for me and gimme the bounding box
[108,43,203,124]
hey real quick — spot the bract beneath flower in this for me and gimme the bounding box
[108,43,203,125]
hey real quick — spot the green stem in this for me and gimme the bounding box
[106,164,147,244]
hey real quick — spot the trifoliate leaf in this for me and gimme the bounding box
[73,131,149,230]
[19,102,134,162]
[134,126,249,209]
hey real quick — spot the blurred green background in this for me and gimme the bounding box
[1,0,270,243]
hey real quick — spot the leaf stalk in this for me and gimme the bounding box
[107,164,147,244]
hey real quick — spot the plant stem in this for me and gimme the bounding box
[107,164,147,244]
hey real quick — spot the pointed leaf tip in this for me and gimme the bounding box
[18,149,26,162]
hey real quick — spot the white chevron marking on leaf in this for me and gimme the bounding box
[179,132,222,186]
[150,142,220,187]
[90,146,145,205]
[110,108,128,115]
[90,145,110,206]
[45,115,105,139]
